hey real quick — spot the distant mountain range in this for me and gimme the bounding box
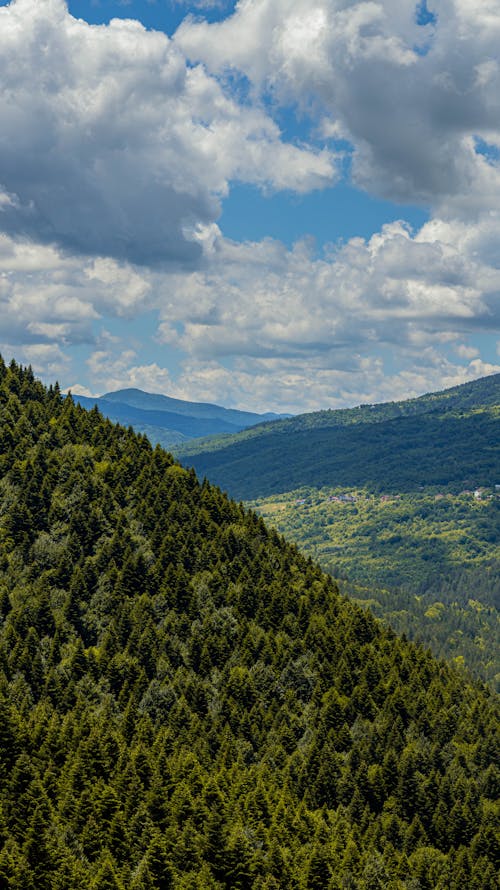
[73,387,290,449]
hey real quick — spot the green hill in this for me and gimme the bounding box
[0,359,498,889]
[176,374,500,499]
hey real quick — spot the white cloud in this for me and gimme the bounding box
[0,233,152,348]
[176,0,500,214]
[1,0,499,412]
[0,340,71,380]
[3,206,498,411]
[2,203,499,412]
[68,209,499,411]
[155,216,499,363]
[79,347,500,415]
[454,343,479,359]
[85,349,179,396]
[172,0,500,407]
[63,383,99,398]
[0,0,336,266]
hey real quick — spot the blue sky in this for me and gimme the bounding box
[68,0,429,250]
[0,0,499,412]
[67,1,237,31]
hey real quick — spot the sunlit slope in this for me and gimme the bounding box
[249,486,500,689]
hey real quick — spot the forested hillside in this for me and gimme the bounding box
[0,359,498,889]
[177,375,500,499]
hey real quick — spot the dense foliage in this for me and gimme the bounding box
[249,488,500,690]
[177,375,500,499]
[0,359,499,889]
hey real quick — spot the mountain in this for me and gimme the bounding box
[73,388,288,450]
[0,358,498,889]
[100,388,285,424]
[176,373,500,499]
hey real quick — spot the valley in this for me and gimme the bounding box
[248,486,500,689]
[178,375,500,689]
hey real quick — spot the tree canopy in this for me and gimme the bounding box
[0,358,498,889]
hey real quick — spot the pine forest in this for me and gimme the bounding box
[0,358,498,889]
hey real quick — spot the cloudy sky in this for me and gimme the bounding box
[0,0,499,412]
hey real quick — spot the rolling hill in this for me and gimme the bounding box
[176,374,500,499]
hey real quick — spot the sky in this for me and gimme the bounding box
[0,0,499,413]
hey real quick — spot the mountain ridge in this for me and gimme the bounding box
[176,374,500,499]
[100,387,287,424]
[178,371,500,450]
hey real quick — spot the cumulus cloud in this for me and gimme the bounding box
[58,208,496,411]
[63,383,99,398]
[3,206,498,410]
[0,233,152,348]
[155,217,500,364]
[86,349,179,394]
[455,343,479,359]
[0,0,336,266]
[0,340,71,380]
[176,0,500,214]
[1,0,499,411]
[81,346,500,415]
